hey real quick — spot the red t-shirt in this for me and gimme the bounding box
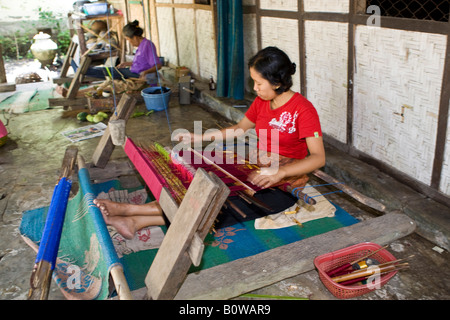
[245,93,322,159]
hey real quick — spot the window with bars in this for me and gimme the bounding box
[362,0,449,22]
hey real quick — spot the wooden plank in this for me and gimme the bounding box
[91,93,137,168]
[174,212,416,300]
[48,97,88,107]
[67,56,92,99]
[52,77,73,85]
[145,168,230,300]
[0,83,16,93]
[52,76,102,85]
[158,187,207,267]
[87,161,135,181]
[59,41,78,79]
[59,145,78,179]
[158,187,179,222]
[313,169,386,212]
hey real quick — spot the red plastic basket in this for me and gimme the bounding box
[314,242,398,299]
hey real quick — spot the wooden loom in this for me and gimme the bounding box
[87,94,407,300]
[122,137,270,299]
[111,136,414,300]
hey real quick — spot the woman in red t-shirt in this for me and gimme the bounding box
[179,46,325,190]
[93,47,326,238]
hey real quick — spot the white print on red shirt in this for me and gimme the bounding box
[268,111,299,134]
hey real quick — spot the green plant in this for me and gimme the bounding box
[37,7,62,31]
[57,30,71,56]
[0,33,32,59]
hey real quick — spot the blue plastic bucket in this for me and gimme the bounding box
[141,87,171,111]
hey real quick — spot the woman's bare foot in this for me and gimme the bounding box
[103,215,136,240]
[93,199,130,216]
[93,199,165,239]
[93,199,162,217]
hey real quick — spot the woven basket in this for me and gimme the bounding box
[314,242,398,299]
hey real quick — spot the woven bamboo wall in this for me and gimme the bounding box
[243,13,258,92]
[148,0,450,197]
[156,7,178,66]
[305,20,349,143]
[195,9,216,80]
[154,0,216,80]
[174,8,198,74]
[303,0,349,13]
[353,26,447,186]
[260,16,301,93]
[259,0,297,11]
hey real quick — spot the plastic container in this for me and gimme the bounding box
[84,3,108,15]
[314,242,398,299]
[141,87,171,111]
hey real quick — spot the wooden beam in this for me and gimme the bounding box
[47,97,87,107]
[174,212,416,300]
[0,44,15,92]
[155,2,212,11]
[0,83,16,93]
[431,27,450,189]
[298,0,306,97]
[158,187,207,267]
[146,168,230,300]
[59,41,78,79]
[0,44,7,83]
[91,93,137,168]
[148,0,161,56]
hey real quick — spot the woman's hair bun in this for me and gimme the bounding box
[131,20,139,26]
[291,63,297,75]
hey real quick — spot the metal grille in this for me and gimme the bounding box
[366,0,449,22]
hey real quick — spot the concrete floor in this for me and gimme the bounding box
[0,80,449,300]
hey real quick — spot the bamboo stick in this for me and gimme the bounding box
[332,263,409,283]
[326,244,389,277]
[188,147,257,195]
[110,265,133,300]
[339,266,410,286]
[313,169,386,212]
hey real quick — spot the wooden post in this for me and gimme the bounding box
[66,56,92,101]
[60,41,78,80]
[48,56,92,110]
[0,44,16,92]
[145,168,230,300]
[0,43,7,84]
[92,93,137,168]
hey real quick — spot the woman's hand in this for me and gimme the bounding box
[248,167,286,189]
[139,71,147,80]
[116,62,131,69]
[173,132,203,143]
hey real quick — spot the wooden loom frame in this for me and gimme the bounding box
[89,94,417,300]
[91,93,232,299]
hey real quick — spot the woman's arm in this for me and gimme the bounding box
[116,61,133,68]
[249,136,326,189]
[174,116,256,143]
[139,63,163,80]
